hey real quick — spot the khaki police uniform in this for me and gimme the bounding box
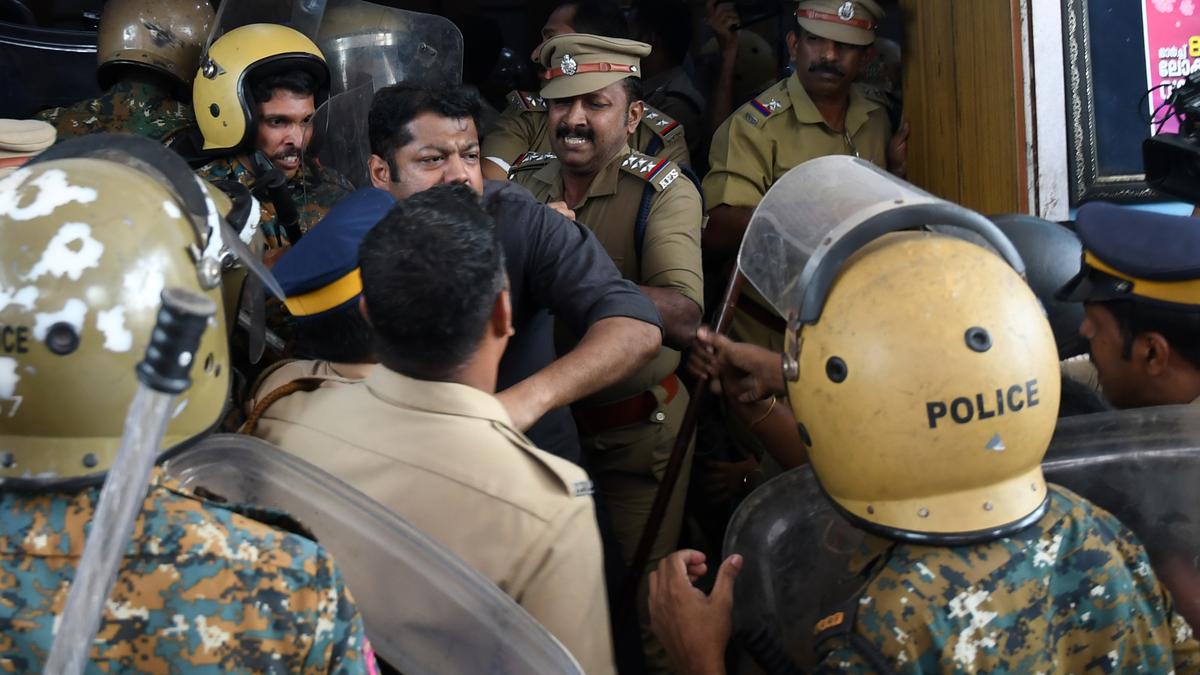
[0,119,54,178]
[256,366,616,675]
[705,73,891,352]
[509,32,705,674]
[705,0,890,353]
[484,93,691,174]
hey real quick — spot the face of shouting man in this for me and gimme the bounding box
[546,79,643,177]
[255,89,316,179]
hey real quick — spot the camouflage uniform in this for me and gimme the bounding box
[196,156,353,247]
[814,486,1200,673]
[32,81,194,144]
[0,469,374,673]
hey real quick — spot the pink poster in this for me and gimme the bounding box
[1142,0,1200,135]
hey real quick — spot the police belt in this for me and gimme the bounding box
[737,291,787,335]
[573,373,680,436]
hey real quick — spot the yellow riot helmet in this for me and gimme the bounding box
[736,156,1059,544]
[0,134,276,487]
[96,0,216,92]
[193,23,329,152]
[786,233,1060,542]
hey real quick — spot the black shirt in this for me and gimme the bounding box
[483,180,663,463]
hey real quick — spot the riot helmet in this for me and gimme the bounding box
[0,135,272,487]
[736,156,1060,544]
[96,0,216,93]
[193,24,330,153]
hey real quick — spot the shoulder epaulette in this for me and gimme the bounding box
[620,151,682,192]
[507,150,557,176]
[739,80,792,127]
[506,90,546,112]
[640,105,685,143]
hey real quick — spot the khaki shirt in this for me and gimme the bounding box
[705,73,891,350]
[703,72,891,209]
[246,359,373,413]
[510,145,704,403]
[256,367,616,675]
[483,90,691,173]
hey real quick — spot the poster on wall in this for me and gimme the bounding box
[1142,0,1199,135]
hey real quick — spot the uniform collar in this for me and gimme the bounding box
[536,144,631,207]
[364,366,515,426]
[786,71,880,135]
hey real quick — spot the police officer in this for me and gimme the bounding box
[1056,202,1200,409]
[649,229,1200,672]
[240,186,394,433]
[508,33,704,672]
[193,24,353,250]
[255,185,617,675]
[0,138,373,672]
[481,0,691,181]
[705,0,905,353]
[33,0,213,144]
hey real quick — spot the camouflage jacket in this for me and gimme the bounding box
[33,81,194,144]
[196,156,353,247]
[815,486,1200,673]
[0,469,375,673]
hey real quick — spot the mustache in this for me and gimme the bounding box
[555,124,594,142]
[273,147,302,161]
[809,61,846,77]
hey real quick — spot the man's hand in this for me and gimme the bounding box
[649,550,742,675]
[690,326,786,401]
[707,1,740,57]
[888,119,910,179]
[546,200,577,221]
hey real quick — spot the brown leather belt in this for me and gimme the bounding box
[573,373,680,436]
[737,292,787,335]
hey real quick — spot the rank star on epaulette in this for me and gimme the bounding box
[622,154,657,173]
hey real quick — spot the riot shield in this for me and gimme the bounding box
[307,84,373,189]
[204,0,326,51]
[162,434,585,675]
[736,155,1023,326]
[722,466,867,671]
[723,404,1200,671]
[1043,404,1200,629]
[317,0,464,95]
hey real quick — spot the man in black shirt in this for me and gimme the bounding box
[365,83,662,462]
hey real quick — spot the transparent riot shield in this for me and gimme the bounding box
[204,0,327,51]
[317,0,464,95]
[723,404,1200,671]
[736,155,1023,326]
[1043,404,1200,629]
[722,466,866,671]
[162,434,585,675]
[308,84,372,189]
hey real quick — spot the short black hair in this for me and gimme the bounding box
[620,75,643,106]
[1102,300,1200,369]
[358,184,505,378]
[555,0,630,38]
[630,0,692,63]
[368,84,482,181]
[293,302,374,364]
[249,69,319,107]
